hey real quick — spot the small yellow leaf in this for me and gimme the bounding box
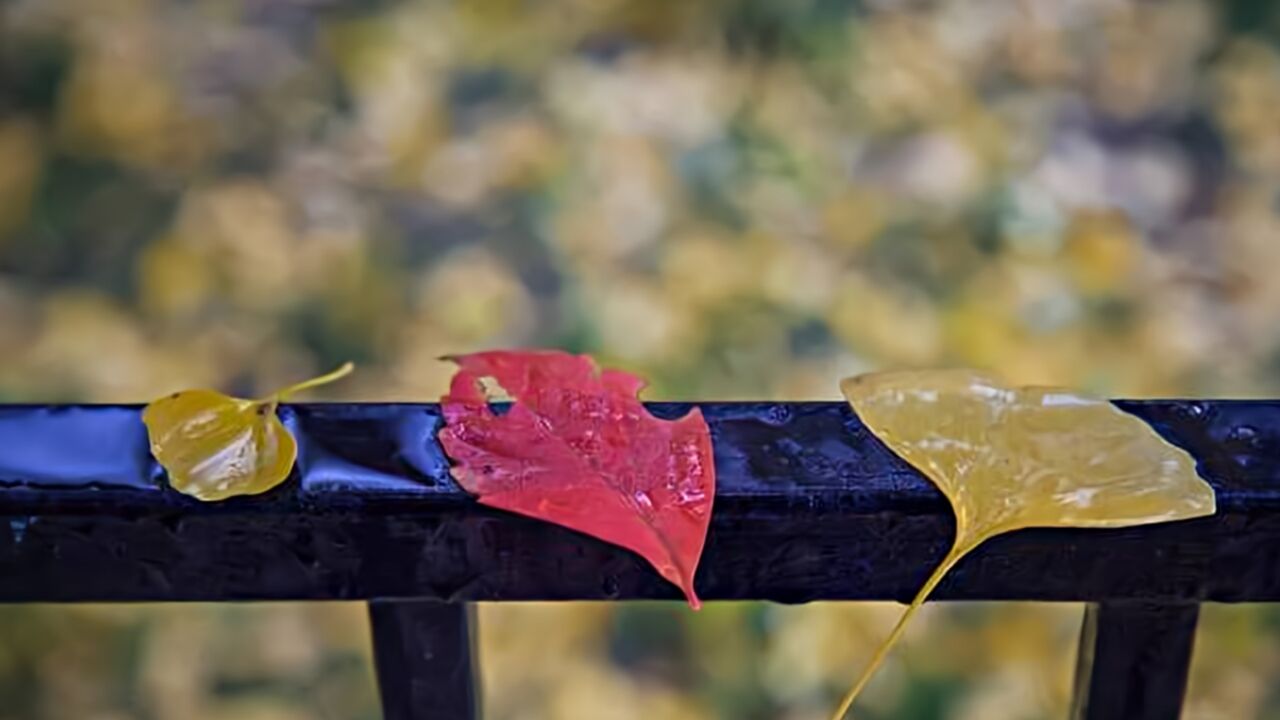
[830,368,1216,720]
[143,363,354,501]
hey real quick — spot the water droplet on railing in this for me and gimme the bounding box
[9,517,31,545]
[1229,425,1260,445]
[601,575,621,598]
[762,406,793,426]
[1184,402,1208,419]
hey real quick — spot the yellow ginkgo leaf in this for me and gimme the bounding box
[831,368,1216,720]
[143,363,354,501]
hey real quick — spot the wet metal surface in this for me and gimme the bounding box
[0,401,1273,603]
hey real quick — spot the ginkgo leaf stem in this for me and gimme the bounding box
[829,539,975,720]
[266,362,355,402]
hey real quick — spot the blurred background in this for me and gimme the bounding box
[1,0,1279,717]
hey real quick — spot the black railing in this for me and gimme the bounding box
[2,400,1275,719]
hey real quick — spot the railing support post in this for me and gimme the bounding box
[1070,601,1199,720]
[368,599,480,720]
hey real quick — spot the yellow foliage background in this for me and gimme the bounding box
[1,0,1278,718]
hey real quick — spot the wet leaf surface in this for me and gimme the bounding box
[831,368,1216,719]
[143,363,353,501]
[438,350,716,608]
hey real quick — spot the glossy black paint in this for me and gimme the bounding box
[0,400,1273,603]
[1070,602,1200,720]
[368,600,479,720]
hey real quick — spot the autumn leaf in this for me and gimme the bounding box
[831,368,1216,719]
[143,362,354,501]
[438,349,716,608]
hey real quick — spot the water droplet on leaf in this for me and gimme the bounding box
[438,350,715,609]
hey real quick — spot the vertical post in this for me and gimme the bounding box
[1070,602,1199,720]
[368,600,480,720]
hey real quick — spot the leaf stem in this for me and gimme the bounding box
[829,540,974,720]
[266,362,355,402]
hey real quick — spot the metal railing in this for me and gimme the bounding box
[1,400,1271,719]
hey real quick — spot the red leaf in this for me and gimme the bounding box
[438,350,716,608]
